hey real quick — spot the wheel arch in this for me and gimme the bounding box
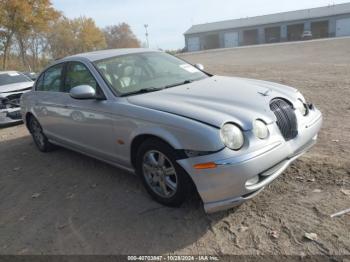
[130,133,199,197]
[130,134,183,169]
[25,112,35,131]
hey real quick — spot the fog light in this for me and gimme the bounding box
[245,175,259,187]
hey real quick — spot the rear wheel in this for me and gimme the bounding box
[28,116,55,152]
[136,138,193,207]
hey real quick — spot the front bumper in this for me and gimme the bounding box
[0,90,28,128]
[177,108,322,213]
[0,108,23,127]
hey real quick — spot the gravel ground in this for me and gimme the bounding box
[0,37,349,256]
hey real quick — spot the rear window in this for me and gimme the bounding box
[0,72,31,86]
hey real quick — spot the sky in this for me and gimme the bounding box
[52,0,349,50]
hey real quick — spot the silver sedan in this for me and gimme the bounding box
[21,49,322,213]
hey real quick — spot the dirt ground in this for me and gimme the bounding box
[1,37,349,256]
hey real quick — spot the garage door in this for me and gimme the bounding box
[187,37,200,52]
[336,18,350,37]
[224,32,239,48]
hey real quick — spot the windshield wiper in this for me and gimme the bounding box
[120,87,162,97]
[163,79,194,89]
[121,79,199,97]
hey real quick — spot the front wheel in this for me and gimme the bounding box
[28,116,56,152]
[136,139,193,207]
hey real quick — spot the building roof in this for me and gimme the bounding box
[185,3,350,35]
[65,48,159,62]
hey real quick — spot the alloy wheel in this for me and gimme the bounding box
[142,150,178,198]
[30,118,45,149]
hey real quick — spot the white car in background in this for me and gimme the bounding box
[0,71,34,127]
[302,31,313,40]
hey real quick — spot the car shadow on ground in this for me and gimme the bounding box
[0,135,231,254]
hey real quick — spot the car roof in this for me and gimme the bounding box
[62,48,161,62]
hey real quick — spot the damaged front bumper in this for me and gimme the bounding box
[177,108,322,213]
[0,91,28,127]
[0,107,23,126]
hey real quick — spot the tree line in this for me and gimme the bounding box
[0,0,141,72]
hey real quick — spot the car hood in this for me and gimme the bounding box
[127,76,299,130]
[0,82,33,94]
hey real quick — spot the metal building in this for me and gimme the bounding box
[184,3,350,52]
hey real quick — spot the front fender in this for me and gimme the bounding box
[129,114,224,152]
[109,101,225,167]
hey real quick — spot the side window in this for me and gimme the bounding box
[64,62,98,92]
[35,73,44,91]
[40,64,64,92]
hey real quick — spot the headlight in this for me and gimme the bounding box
[295,99,308,116]
[220,123,244,150]
[253,119,269,139]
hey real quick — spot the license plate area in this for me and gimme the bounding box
[7,110,22,120]
[0,112,7,120]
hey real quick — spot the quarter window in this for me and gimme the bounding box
[64,62,98,92]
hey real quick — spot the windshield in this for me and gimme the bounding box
[94,52,208,96]
[0,72,32,86]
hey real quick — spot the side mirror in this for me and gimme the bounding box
[69,85,96,99]
[194,63,204,71]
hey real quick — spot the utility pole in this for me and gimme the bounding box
[144,24,149,48]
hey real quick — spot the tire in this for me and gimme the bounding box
[28,116,56,152]
[136,138,193,207]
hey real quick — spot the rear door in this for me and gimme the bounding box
[33,63,70,139]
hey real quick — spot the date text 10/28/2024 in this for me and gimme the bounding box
[127,256,220,261]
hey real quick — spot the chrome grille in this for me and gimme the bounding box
[270,99,298,141]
